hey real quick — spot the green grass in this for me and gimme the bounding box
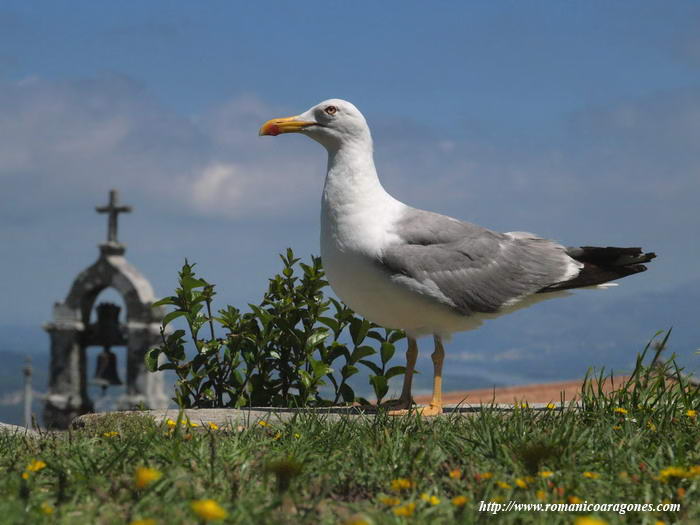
[1,339,699,524]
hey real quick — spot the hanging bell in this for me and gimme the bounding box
[93,346,122,392]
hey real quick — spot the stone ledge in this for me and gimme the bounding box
[0,422,41,438]
[72,402,576,430]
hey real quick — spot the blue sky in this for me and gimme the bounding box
[1,2,699,391]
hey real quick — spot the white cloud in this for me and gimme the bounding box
[0,76,323,219]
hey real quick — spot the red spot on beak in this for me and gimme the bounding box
[266,123,281,136]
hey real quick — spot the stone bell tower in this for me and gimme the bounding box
[44,190,169,429]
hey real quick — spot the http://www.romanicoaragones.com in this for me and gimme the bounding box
[478,500,680,515]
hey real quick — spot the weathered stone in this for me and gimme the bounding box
[44,191,168,429]
[0,422,41,438]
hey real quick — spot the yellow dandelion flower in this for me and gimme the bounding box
[568,496,583,504]
[420,493,440,505]
[536,490,546,501]
[188,421,200,428]
[612,425,622,430]
[515,478,527,488]
[451,495,469,507]
[496,481,511,489]
[655,521,666,525]
[477,471,493,480]
[392,502,416,517]
[379,495,401,506]
[520,402,528,408]
[21,472,30,480]
[647,421,657,432]
[686,409,697,418]
[39,502,54,515]
[686,465,700,477]
[658,466,688,482]
[582,471,600,479]
[614,407,628,415]
[191,499,228,521]
[390,477,415,492]
[102,431,119,438]
[134,466,162,489]
[166,419,177,428]
[538,470,554,478]
[27,460,47,472]
[273,431,283,441]
[257,420,268,427]
[574,517,608,525]
[546,402,556,410]
[448,468,462,479]
[208,422,219,430]
[293,433,301,439]
[130,520,157,525]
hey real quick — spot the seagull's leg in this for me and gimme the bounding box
[399,336,418,406]
[384,337,418,410]
[420,334,445,416]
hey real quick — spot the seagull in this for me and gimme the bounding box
[259,99,656,416]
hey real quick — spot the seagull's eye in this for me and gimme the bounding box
[324,105,337,116]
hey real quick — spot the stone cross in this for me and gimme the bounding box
[96,190,132,243]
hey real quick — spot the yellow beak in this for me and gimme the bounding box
[259,116,317,136]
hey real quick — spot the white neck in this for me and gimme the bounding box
[322,139,395,214]
[320,138,404,255]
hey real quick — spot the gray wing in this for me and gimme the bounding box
[380,208,578,315]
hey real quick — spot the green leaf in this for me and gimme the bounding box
[317,316,340,334]
[182,275,208,291]
[305,328,330,350]
[298,369,313,390]
[339,383,355,403]
[385,365,407,380]
[152,296,177,308]
[162,310,186,328]
[370,375,388,401]
[144,347,160,372]
[349,318,371,346]
[389,329,406,344]
[380,342,395,364]
[249,304,272,329]
[341,365,359,379]
[350,345,376,364]
[311,360,332,379]
[358,359,382,376]
[327,344,348,363]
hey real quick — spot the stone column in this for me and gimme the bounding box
[43,305,92,428]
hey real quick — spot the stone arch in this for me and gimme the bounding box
[44,191,168,429]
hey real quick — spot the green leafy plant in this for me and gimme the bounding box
[145,249,406,408]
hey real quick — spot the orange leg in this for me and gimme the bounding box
[389,335,444,416]
[420,335,444,416]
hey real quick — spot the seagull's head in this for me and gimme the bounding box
[259,99,370,151]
